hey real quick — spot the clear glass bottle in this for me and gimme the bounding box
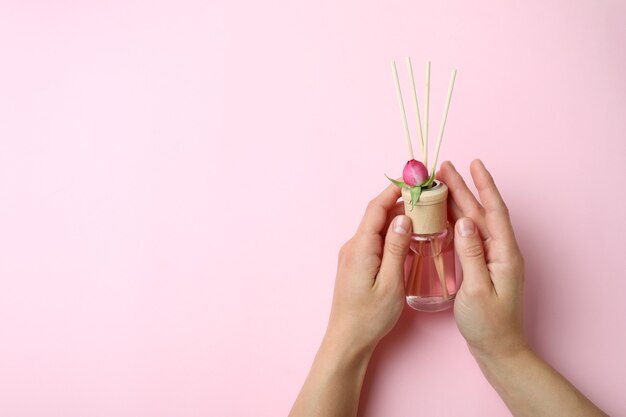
[401,181,462,312]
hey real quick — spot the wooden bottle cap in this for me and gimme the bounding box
[401,181,448,235]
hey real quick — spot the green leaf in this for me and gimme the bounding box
[385,174,408,188]
[422,170,436,188]
[410,186,422,208]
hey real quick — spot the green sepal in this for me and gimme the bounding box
[422,170,436,188]
[409,186,422,208]
[385,174,408,189]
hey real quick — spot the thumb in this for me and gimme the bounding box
[377,215,412,288]
[454,217,491,291]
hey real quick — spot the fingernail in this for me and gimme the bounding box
[458,218,475,237]
[393,215,410,235]
[447,160,457,171]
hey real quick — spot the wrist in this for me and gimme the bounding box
[319,330,376,371]
[468,335,530,367]
[472,342,535,383]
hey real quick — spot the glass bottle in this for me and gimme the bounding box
[401,181,462,312]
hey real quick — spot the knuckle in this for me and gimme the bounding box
[497,204,511,220]
[512,252,525,272]
[338,241,352,261]
[362,252,381,271]
[503,247,524,268]
[501,203,510,217]
[468,205,485,220]
[462,282,489,299]
[462,242,485,259]
[385,239,407,257]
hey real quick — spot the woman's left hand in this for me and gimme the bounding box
[290,183,412,417]
[325,183,412,357]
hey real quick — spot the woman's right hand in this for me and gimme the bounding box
[440,160,608,417]
[439,159,528,361]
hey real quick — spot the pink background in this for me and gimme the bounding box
[1,1,625,416]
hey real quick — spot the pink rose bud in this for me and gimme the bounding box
[402,159,428,186]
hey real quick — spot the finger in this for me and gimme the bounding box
[376,215,412,290]
[435,168,465,222]
[439,160,490,240]
[469,160,518,250]
[447,195,463,223]
[346,234,384,279]
[357,182,402,236]
[447,198,489,241]
[454,217,493,293]
[381,201,405,237]
[438,167,464,224]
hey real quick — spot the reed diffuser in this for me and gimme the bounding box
[385,58,461,312]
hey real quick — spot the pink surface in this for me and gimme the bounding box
[1,1,625,416]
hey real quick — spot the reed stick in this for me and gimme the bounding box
[424,61,431,171]
[430,69,457,174]
[406,253,420,295]
[414,255,423,296]
[391,61,414,160]
[434,254,448,300]
[406,57,425,163]
[432,237,449,300]
[414,241,424,295]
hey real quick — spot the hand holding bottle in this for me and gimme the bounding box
[325,184,412,355]
[291,159,607,417]
[289,184,413,417]
[440,159,607,417]
[439,159,527,360]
